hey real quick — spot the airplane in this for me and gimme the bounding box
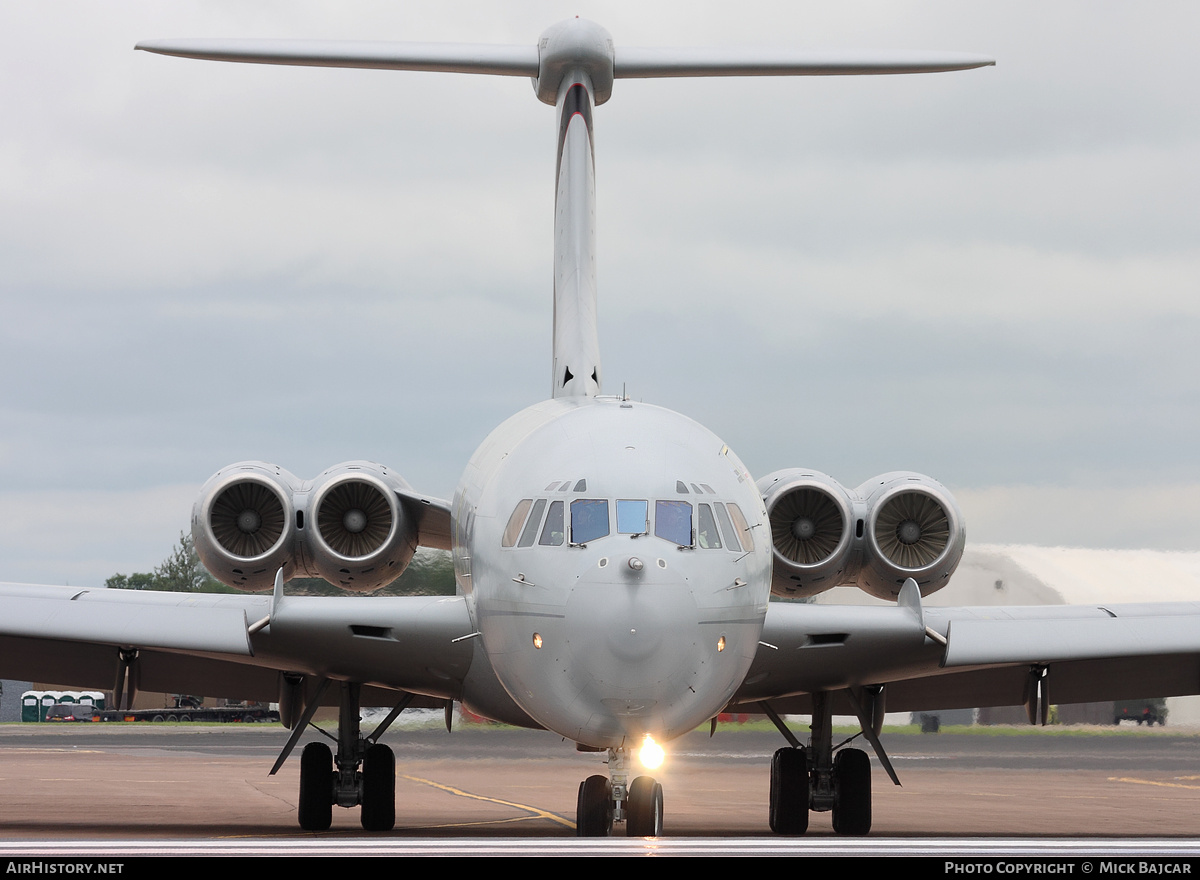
[3,17,1199,838]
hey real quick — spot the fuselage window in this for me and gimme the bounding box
[570,499,610,544]
[713,502,742,551]
[502,499,534,547]
[517,498,548,547]
[726,502,756,551]
[616,499,649,535]
[697,503,721,549]
[655,500,693,546]
[539,500,565,545]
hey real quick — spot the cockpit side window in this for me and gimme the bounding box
[539,500,565,546]
[697,503,721,549]
[655,500,693,546]
[726,502,756,551]
[616,499,649,535]
[517,498,547,548]
[713,502,742,551]
[570,499,610,544]
[502,499,533,547]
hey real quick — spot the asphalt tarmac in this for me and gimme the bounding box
[0,723,1197,839]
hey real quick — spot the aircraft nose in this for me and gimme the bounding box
[563,552,700,703]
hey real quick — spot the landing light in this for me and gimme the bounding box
[639,734,664,770]
[532,632,543,649]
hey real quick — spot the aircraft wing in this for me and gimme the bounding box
[0,582,475,709]
[397,486,453,550]
[733,589,1200,717]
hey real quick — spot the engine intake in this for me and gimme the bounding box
[856,472,965,601]
[759,470,857,598]
[192,462,298,591]
[304,463,417,591]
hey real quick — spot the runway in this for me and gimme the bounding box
[0,723,1197,854]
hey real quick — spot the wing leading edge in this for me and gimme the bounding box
[735,593,1200,717]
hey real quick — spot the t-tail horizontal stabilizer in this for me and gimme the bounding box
[134,39,993,83]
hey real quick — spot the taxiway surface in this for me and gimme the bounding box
[0,724,1197,839]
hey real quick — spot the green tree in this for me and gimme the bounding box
[104,571,159,591]
[153,532,216,592]
[106,532,231,593]
[284,549,456,597]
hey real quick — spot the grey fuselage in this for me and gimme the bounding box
[453,397,772,747]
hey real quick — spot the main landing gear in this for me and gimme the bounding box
[272,679,413,832]
[576,747,664,837]
[763,689,896,836]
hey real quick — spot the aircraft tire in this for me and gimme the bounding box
[831,747,871,835]
[769,746,809,834]
[298,741,334,832]
[576,774,613,837]
[626,775,663,837]
[361,743,396,831]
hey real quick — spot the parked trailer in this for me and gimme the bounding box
[39,693,278,724]
[93,703,279,723]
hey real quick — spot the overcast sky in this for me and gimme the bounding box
[1,1,1197,586]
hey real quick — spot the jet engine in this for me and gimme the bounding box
[192,460,419,592]
[192,462,299,592]
[759,469,859,598]
[759,468,965,601]
[854,471,965,601]
[300,461,418,591]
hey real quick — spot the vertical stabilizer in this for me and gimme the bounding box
[551,73,601,398]
[538,19,613,399]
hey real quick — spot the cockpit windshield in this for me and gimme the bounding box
[654,500,692,546]
[502,489,752,551]
[616,499,649,535]
[570,498,610,544]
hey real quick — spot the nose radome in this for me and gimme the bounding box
[563,559,699,678]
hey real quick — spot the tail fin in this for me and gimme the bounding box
[138,21,992,401]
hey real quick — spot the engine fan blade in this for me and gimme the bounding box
[874,491,950,569]
[210,480,287,558]
[316,479,394,558]
[770,487,845,565]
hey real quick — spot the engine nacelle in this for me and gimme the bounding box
[192,460,419,592]
[854,471,965,601]
[759,468,966,601]
[192,462,300,592]
[298,461,418,592]
[759,469,860,598]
